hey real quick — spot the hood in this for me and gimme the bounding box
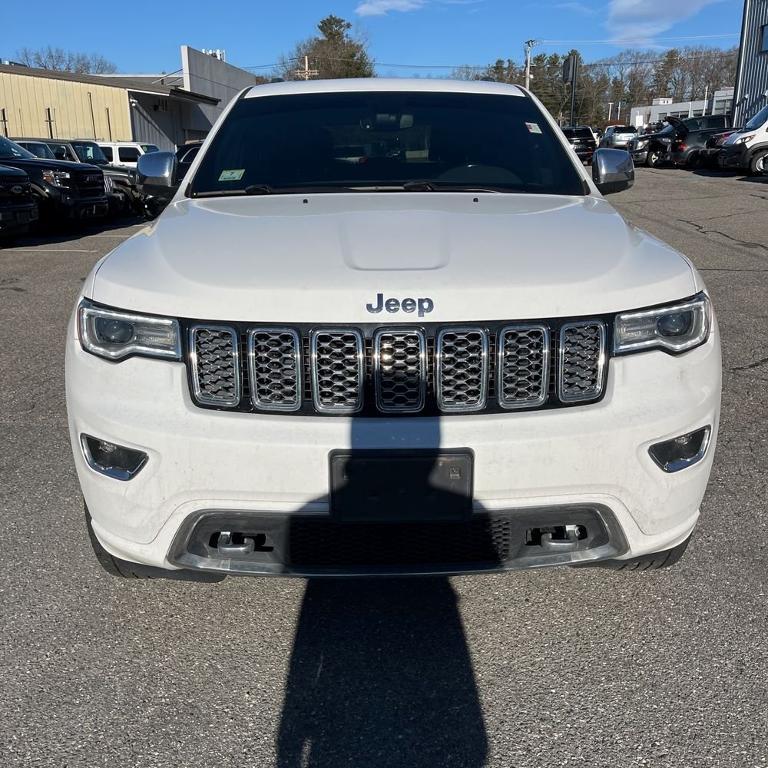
[0,164,28,181]
[0,156,102,173]
[90,193,698,323]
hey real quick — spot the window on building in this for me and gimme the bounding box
[761,24,768,53]
[118,146,140,162]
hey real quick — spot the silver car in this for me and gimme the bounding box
[601,125,637,149]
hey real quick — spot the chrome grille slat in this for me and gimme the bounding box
[558,321,606,402]
[497,325,550,409]
[247,328,301,412]
[374,329,427,413]
[189,325,240,407]
[311,330,365,414]
[436,328,489,412]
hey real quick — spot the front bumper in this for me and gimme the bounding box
[0,202,38,234]
[719,144,749,169]
[630,149,648,164]
[66,315,721,576]
[42,188,109,221]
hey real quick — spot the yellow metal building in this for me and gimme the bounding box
[0,62,219,149]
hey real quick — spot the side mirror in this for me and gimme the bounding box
[137,151,177,189]
[592,148,634,195]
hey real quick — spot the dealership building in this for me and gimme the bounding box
[0,46,262,150]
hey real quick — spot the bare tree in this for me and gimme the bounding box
[16,46,117,74]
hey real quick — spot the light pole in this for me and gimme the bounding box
[524,40,538,90]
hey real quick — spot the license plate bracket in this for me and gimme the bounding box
[329,449,474,523]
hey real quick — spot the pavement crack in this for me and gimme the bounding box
[677,218,768,253]
[732,356,768,372]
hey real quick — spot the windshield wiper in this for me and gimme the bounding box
[192,184,274,198]
[401,180,508,193]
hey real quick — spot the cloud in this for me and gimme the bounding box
[555,1,597,15]
[355,0,483,16]
[606,0,724,43]
[355,0,427,15]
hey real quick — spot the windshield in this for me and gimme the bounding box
[562,127,592,139]
[22,141,56,159]
[0,136,36,160]
[611,126,636,134]
[72,141,108,164]
[745,105,768,132]
[190,91,585,197]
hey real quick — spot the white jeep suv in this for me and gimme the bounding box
[66,79,721,578]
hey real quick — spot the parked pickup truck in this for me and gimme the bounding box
[0,137,108,224]
[67,79,720,579]
[15,138,141,215]
[0,164,38,242]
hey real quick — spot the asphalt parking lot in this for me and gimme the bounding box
[1,169,766,768]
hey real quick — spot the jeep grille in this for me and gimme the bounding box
[186,320,607,416]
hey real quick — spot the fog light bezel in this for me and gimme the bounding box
[80,434,148,481]
[648,426,711,473]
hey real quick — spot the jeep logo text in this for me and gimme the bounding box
[365,293,434,317]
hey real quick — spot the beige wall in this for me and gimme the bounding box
[0,71,132,141]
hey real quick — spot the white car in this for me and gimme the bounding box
[719,104,768,175]
[97,141,159,169]
[66,79,721,578]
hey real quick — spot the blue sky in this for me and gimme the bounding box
[2,0,744,77]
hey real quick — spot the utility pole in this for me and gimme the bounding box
[607,102,613,121]
[294,55,319,81]
[524,40,537,90]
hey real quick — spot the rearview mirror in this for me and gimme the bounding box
[592,148,634,195]
[137,151,177,190]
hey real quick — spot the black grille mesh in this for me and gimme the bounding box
[436,329,488,411]
[375,330,425,412]
[248,329,301,410]
[288,518,515,567]
[312,331,364,413]
[559,323,605,402]
[498,326,548,408]
[191,327,239,406]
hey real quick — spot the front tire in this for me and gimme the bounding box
[84,505,224,581]
[647,149,664,168]
[749,149,767,176]
[595,534,692,571]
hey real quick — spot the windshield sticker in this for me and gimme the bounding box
[525,122,542,134]
[218,169,245,182]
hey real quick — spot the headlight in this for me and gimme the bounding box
[614,293,711,354]
[41,169,71,187]
[734,133,755,145]
[78,300,181,361]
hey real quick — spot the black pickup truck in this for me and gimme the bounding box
[561,126,597,164]
[15,138,140,215]
[0,164,38,242]
[0,136,108,225]
[629,114,731,168]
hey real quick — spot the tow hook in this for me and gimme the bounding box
[539,524,587,552]
[216,531,255,556]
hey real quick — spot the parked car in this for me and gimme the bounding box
[719,104,768,175]
[628,116,730,169]
[67,79,720,580]
[26,138,141,215]
[0,136,108,225]
[667,115,732,168]
[98,141,159,169]
[701,129,738,168]
[561,126,597,164]
[599,125,637,149]
[0,164,38,242]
